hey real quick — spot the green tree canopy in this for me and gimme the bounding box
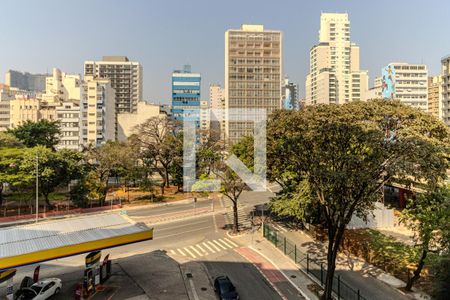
[8,120,61,149]
[266,99,450,299]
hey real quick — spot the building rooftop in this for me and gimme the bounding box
[102,56,130,62]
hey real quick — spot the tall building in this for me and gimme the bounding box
[0,86,14,131]
[199,100,210,144]
[441,56,450,127]
[56,101,81,151]
[282,77,299,110]
[5,70,48,92]
[385,63,428,111]
[305,13,368,106]
[225,24,282,143]
[428,76,443,120]
[209,84,226,141]
[84,56,142,113]
[82,76,116,147]
[171,65,201,122]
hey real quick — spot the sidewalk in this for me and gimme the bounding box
[273,224,412,300]
[234,232,319,300]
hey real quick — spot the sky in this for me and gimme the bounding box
[1,0,450,104]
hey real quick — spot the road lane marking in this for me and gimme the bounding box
[195,244,208,255]
[224,238,239,247]
[202,242,216,253]
[217,239,234,249]
[177,249,186,256]
[213,240,228,250]
[190,245,203,257]
[207,241,222,252]
[183,247,196,258]
[170,250,176,255]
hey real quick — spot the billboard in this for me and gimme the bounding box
[381,64,395,99]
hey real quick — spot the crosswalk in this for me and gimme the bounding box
[224,206,252,229]
[168,238,239,259]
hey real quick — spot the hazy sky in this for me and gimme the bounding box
[1,0,449,104]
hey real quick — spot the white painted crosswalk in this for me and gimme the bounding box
[168,238,240,259]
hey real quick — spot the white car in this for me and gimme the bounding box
[17,278,62,300]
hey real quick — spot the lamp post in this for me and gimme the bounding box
[35,154,39,223]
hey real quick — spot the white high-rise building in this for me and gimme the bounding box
[428,76,443,120]
[5,70,48,92]
[82,76,116,147]
[42,68,83,103]
[388,63,428,111]
[440,56,450,127]
[305,13,368,106]
[56,101,81,151]
[84,56,142,113]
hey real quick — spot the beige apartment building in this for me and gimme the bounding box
[9,95,56,128]
[83,76,116,147]
[42,68,83,103]
[441,56,450,127]
[225,24,282,143]
[209,84,225,141]
[428,75,443,119]
[84,56,142,113]
[117,101,164,142]
[305,13,368,106]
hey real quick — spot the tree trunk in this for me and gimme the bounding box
[405,248,427,291]
[322,225,346,300]
[43,192,51,208]
[160,182,165,195]
[233,201,239,234]
[164,169,170,188]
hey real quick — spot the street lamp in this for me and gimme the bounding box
[35,154,39,223]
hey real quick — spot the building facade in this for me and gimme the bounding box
[117,101,164,142]
[82,77,116,147]
[282,77,299,110]
[225,24,282,143]
[171,65,201,122]
[441,56,450,127]
[199,100,210,144]
[84,56,142,113]
[387,63,428,111]
[209,84,226,141]
[428,76,443,120]
[56,101,81,151]
[42,68,83,103]
[5,70,48,92]
[305,13,368,106]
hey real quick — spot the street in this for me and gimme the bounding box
[7,190,302,300]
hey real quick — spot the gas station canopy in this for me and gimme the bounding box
[0,213,153,271]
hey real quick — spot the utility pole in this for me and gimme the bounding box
[35,154,39,223]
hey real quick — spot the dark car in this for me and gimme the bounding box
[214,276,239,300]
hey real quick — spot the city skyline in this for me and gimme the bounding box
[1,0,450,103]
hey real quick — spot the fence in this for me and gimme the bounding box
[263,223,367,300]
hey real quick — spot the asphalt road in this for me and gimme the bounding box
[10,189,300,300]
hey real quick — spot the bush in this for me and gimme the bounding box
[431,254,450,300]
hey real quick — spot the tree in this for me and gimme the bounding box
[20,147,83,206]
[134,117,178,194]
[0,132,23,148]
[431,253,450,300]
[400,185,450,291]
[8,120,60,150]
[0,147,31,206]
[84,141,133,205]
[266,100,450,299]
[212,159,247,234]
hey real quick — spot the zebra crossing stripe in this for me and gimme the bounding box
[207,241,222,252]
[190,245,203,257]
[218,239,234,249]
[183,247,197,258]
[202,242,216,253]
[195,244,208,255]
[213,239,228,250]
[224,238,239,247]
[177,248,186,256]
[170,250,176,255]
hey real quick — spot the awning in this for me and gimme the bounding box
[0,213,153,271]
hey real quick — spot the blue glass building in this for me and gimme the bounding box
[171,65,201,125]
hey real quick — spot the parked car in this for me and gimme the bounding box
[214,275,239,300]
[16,278,62,300]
